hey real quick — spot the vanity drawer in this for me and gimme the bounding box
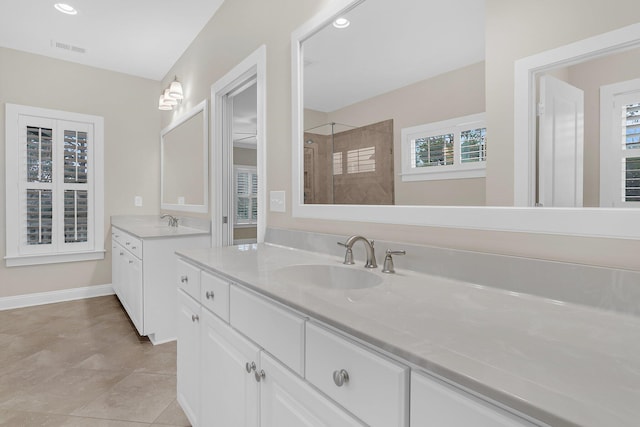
[201,270,230,322]
[305,322,409,427]
[112,228,142,259]
[177,258,201,300]
[230,285,305,375]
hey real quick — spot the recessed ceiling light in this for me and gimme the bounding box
[333,17,350,29]
[54,3,78,15]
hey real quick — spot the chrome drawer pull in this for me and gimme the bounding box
[255,369,266,382]
[333,369,349,387]
[191,314,199,322]
[205,291,215,300]
[180,275,188,283]
[245,361,256,373]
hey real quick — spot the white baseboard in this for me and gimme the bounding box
[0,284,115,311]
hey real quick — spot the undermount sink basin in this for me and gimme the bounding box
[273,264,382,290]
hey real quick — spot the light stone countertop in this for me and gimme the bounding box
[111,215,209,239]
[177,243,640,427]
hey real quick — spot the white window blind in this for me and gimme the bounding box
[6,104,104,266]
[401,113,487,182]
[622,103,640,202]
[234,166,258,225]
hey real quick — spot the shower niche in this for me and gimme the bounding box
[303,119,394,205]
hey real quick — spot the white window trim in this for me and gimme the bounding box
[400,113,486,182]
[234,165,258,226]
[5,104,105,267]
[600,79,640,208]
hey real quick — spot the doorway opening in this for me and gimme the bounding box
[211,46,266,247]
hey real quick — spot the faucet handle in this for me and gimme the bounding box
[337,241,355,265]
[382,249,406,274]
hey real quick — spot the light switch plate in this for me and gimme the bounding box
[270,191,286,212]
[134,196,143,207]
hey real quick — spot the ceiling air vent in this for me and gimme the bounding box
[51,40,86,54]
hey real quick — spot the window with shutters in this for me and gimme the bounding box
[234,166,258,226]
[600,79,640,207]
[400,113,487,182]
[5,104,104,266]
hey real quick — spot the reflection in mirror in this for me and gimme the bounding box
[304,120,393,204]
[533,46,640,208]
[161,100,208,213]
[302,0,485,206]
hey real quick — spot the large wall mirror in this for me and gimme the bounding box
[291,0,640,238]
[161,100,208,213]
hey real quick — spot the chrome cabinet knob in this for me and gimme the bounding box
[205,291,214,300]
[131,246,137,249]
[255,369,266,382]
[119,251,124,256]
[332,369,349,387]
[191,314,199,322]
[128,260,133,264]
[125,241,130,246]
[180,275,188,283]
[245,361,256,373]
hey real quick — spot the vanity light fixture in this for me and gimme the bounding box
[54,3,78,15]
[333,17,350,29]
[158,76,184,111]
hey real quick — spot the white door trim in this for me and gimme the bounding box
[211,46,267,247]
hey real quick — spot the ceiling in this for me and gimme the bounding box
[0,0,225,81]
[303,0,485,112]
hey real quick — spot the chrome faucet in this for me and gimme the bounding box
[338,235,377,268]
[161,214,179,227]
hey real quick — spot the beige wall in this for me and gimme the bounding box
[156,0,639,271]
[0,47,160,298]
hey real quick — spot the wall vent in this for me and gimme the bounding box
[51,40,86,54]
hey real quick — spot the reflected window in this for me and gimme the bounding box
[234,166,258,225]
[333,152,343,175]
[401,113,487,182]
[347,146,375,174]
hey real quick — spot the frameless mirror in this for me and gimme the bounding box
[291,0,640,238]
[161,100,208,213]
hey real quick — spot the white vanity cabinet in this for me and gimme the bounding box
[176,256,542,427]
[410,371,537,427]
[111,226,208,343]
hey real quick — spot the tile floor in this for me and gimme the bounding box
[0,295,190,427]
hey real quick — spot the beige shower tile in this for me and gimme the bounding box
[72,373,176,423]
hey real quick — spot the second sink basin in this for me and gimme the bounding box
[273,264,382,290]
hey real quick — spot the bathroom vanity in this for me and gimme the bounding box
[111,215,209,344]
[174,240,640,427]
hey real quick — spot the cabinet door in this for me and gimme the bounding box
[200,308,260,427]
[177,289,201,427]
[111,240,123,300]
[124,253,143,334]
[411,371,537,427]
[260,352,365,427]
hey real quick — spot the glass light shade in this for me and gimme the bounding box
[163,89,177,106]
[168,80,184,100]
[158,95,172,111]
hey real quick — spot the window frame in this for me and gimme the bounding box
[600,79,640,207]
[233,165,258,227]
[5,104,105,266]
[400,112,486,182]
